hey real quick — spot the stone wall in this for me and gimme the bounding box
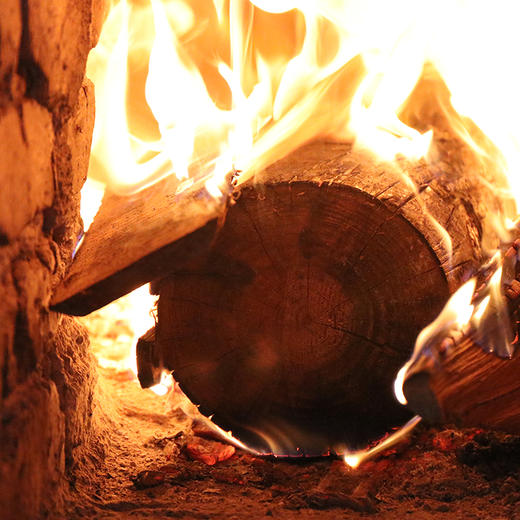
[0,1,105,517]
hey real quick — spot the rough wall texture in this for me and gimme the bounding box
[0,1,104,517]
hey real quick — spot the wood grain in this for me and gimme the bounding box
[154,140,503,453]
[51,176,227,315]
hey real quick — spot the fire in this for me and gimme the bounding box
[85,1,520,215]
[85,0,441,198]
[82,0,520,464]
[81,283,163,391]
[343,415,421,469]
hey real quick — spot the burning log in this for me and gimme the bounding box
[148,140,504,453]
[403,241,520,433]
[403,336,520,433]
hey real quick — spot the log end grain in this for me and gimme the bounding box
[156,147,452,452]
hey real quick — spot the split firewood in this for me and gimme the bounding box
[402,238,520,433]
[51,175,227,315]
[147,140,507,453]
[403,335,520,434]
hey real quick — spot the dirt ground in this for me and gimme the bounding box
[57,293,520,519]
[60,358,520,520]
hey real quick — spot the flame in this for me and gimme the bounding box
[85,0,448,198]
[79,178,105,234]
[394,279,476,405]
[343,415,421,469]
[85,0,520,227]
[81,284,158,383]
[86,0,520,282]
[84,0,520,459]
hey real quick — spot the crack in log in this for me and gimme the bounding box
[241,201,281,272]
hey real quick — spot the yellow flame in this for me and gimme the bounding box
[79,178,105,234]
[393,365,409,406]
[343,415,422,468]
[472,295,491,325]
[82,284,157,378]
[84,1,434,197]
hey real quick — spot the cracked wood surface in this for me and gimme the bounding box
[154,141,503,454]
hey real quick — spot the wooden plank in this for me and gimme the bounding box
[51,175,228,315]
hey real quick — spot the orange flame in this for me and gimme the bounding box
[82,0,520,462]
[85,0,443,196]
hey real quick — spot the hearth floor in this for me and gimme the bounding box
[65,341,520,519]
[59,310,520,520]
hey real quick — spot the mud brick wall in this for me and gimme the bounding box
[0,1,105,517]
